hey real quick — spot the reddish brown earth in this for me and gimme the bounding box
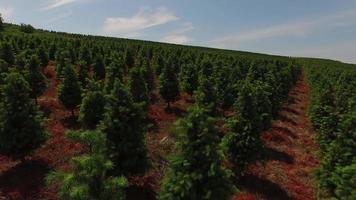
[233,70,320,200]
[0,66,319,200]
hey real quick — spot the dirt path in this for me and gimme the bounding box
[235,70,320,200]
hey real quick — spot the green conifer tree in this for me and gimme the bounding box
[47,130,127,200]
[26,55,47,103]
[100,79,148,176]
[79,80,106,129]
[158,64,179,108]
[0,71,47,159]
[58,62,82,116]
[159,105,235,200]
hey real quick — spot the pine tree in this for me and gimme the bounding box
[158,64,179,108]
[141,58,155,93]
[93,56,106,80]
[58,62,82,116]
[47,130,127,200]
[26,55,47,103]
[0,59,8,85]
[128,66,149,103]
[79,80,106,129]
[77,60,89,89]
[105,56,124,93]
[37,46,49,67]
[100,79,148,176]
[180,63,198,96]
[159,105,235,200]
[195,76,217,114]
[0,71,47,159]
[0,42,14,65]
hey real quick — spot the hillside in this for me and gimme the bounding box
[0,23,355,200]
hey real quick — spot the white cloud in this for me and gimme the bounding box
[42,0,81,10]
[160,22,194,44]
[161,35,190,44]
[0,6,14,22]
[211,9,356,48]
[102,7,178,37]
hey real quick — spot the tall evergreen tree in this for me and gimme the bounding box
[159,105,235,200]
[158,64,179,108]
[79,80,106,129]
[0,71,47,158]
[58,62,82,116]
[128,66,149,103]
[100,79,148,176]
[180,63,198,96]
[47,130,127,200]
[105,57,124,93]
[93,56,106,80]
[0,42,14,65]
[37,46,49,67]
[77,60,89,89]
[26,55,47,103]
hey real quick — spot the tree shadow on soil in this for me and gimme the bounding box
[278,114,299,126]
[263,147,294,164]
[236,173,292,200]
[0,159,49,199]
[270,126,298,139]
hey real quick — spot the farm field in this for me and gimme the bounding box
[0,3,355,200]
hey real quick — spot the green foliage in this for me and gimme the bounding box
[19,23,35,33]
[159,105,236,200]
[105,56,124,93]
[37,46,49,67]
[58,61,82,115]
[47,130,128,200]
[128,66,149,103]
[79,80,106,129]
[159,63,179,108]
[93,56,106,80]
[179,63,198,96]
[0,42,14,65]
[0,71,47,158]
[25,55,47,101]
[100,79,148,176]
[195,76,217,115]
[304,60,356,199]
[77,60,89,89]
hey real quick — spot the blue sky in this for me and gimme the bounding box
[1,0,356,63]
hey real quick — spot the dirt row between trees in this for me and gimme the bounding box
[234,70,320,200]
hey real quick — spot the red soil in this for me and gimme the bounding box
[233,70,320,200]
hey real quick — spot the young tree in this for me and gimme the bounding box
[100,79,148,176]
[37,46,49,67]
[58,62,82,116]
[47,130,127,200]
[0,71,47,159]
[26,55,47,103]
[77,60,90,89]
[195,76,218,115]
[179,63,198,96]
[128,66,149,103]
[159,105,235,200]
[0,42,14,65]
[141,58,155,93]
[105,57,124,93]
[158,64,179,108]
[79,80,106,129]
[93,56,106,80]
